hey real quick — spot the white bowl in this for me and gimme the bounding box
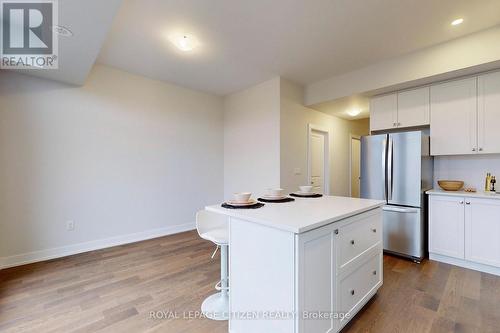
[266,188,284,197]
[233,192,252,203]
[299,185,313,193]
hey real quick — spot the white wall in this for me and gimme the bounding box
[280,79,369,196]
[434,155,500,191]
[0,65,224,266]
[223,78,281,199]
[306,25,500,106]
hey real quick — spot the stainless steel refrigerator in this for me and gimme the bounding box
[360,130,433,262]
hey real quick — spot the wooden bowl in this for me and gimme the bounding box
[438,180,464,191]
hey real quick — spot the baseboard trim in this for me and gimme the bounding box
[0,222,195,270]
[429,253,500,276]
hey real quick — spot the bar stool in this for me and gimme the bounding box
[196,210,229,320]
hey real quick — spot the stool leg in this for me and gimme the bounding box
[201,244,230,321]
[220,244,228,296]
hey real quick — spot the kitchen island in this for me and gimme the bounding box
[206,195,385,333]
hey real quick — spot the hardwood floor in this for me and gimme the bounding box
[1,230,499,332]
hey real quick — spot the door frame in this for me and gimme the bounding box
[307,124,330,195]
[349,134,361,197]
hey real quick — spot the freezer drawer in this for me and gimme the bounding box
[382,206,423,259]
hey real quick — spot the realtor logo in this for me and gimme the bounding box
[1,0,58,69]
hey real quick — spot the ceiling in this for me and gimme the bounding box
[97,0,500,95]
[312,96,370,120]
[6,0,122,85]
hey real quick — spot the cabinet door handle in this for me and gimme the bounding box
[397,122,401,126]
[350,240,355,245]
[466,202,471,205]
[334,229,339,235]
[393,122,397,127]
[373,270,377,275]
[459,201,464,204]
[479,148,483,151]
[472,148,476,152]
[371,228,377,233]
[350,289,355,296]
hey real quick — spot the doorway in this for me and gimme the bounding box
[307,124,330,195]
[350,135,361,198]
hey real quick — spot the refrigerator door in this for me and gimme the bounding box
[360,134,388,201]
[388,132,422,207]
[382,206,423,259]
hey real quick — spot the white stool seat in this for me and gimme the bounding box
[196,210,230,321]
[199,227,228,245]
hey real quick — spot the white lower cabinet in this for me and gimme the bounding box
[465,198,500,267]
[297,208,383,333]
[429,194,500,275]
[229,208,383,333]
[429,195,465,259]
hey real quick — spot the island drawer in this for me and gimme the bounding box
[338,252,382,319]
[337,210,381,270]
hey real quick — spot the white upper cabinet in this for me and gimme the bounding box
[430,77,478,156]
[478,72,500,154]
[397,87,430,128]
[370,88,430,132]
[369,93,397,131]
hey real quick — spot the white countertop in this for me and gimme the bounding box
[206,196,385,234]
[427,189,500,200]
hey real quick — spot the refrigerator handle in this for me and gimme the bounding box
[387,138,393,201]
[382,139,387,200]
[382,206,419,213]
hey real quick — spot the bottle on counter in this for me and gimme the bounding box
[485,173,492,192]
[491,176,496,192]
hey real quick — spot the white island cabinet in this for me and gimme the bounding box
[206,196,384,333]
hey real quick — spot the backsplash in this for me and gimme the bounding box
[434,155,500,191]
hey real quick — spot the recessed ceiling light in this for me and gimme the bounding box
[347,109,361,117]
[170,34,198,52]
[451,18,464,26]
[52,25,73,37]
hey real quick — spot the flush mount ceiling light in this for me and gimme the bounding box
[451,18,464,26]
[52,25,73,37]
[347,109,361,117]
[169,34,198,52]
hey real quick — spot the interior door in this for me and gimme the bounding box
[351,137,361,198]
[360,134,387,201]
[388,132,421,207]
[310,131,325,194]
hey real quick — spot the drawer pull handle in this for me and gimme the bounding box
[371,228,377,233]
[350,240,355,245]
[350,289,355,296]
[373,270,377,275]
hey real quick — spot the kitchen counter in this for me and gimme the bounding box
[206,195,385,234]
[427,189,500,200]
[205,195,384,332]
